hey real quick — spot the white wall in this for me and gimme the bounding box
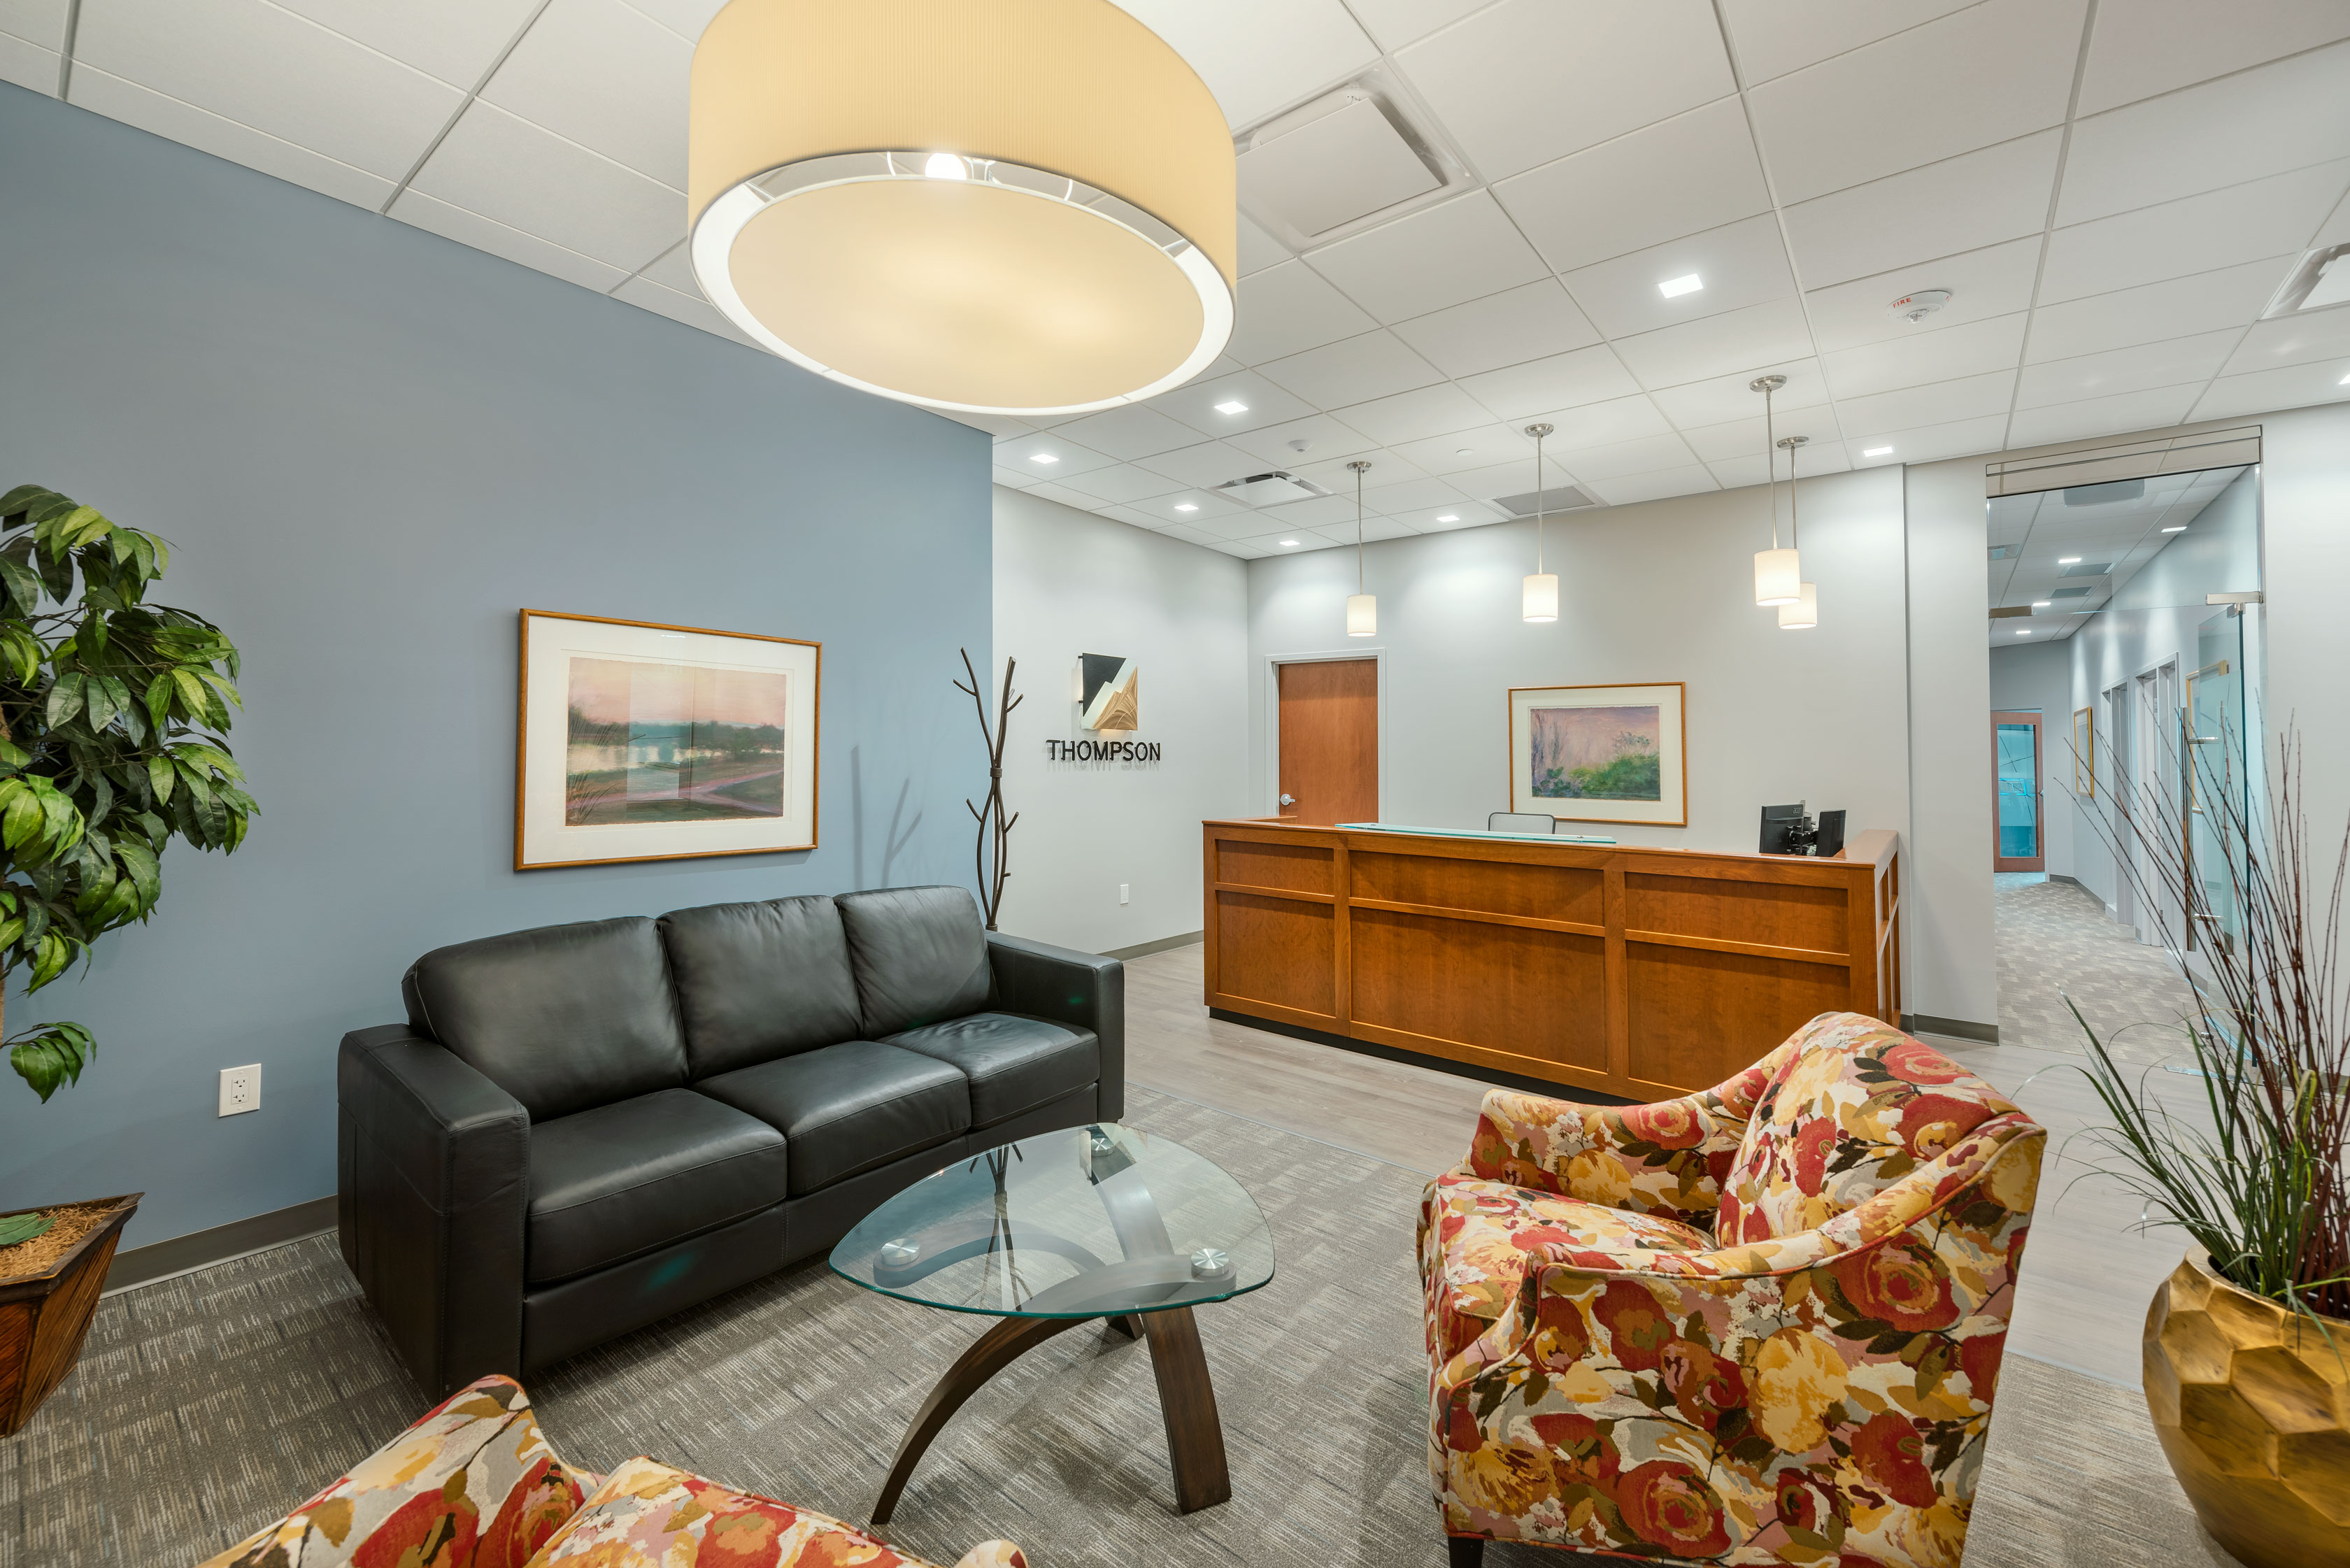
[992,485,1249,953]
[2251,401,2350,891]
[1988,639,2076,881]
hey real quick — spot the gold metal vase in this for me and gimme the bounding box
[2143,1250,2350,1568]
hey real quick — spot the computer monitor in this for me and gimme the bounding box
[1815,809,1847,858]
[1759,802,1807,855]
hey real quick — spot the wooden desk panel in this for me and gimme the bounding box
[1202,820,1902,1099]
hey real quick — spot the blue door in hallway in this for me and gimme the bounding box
[1993,711,2043,871]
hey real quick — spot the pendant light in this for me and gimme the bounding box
[1751,375,1801,606]
[688,0,1236,417]
[1346,459,1376,636]
[1776,435,1818,629]
[1521,422,1559,622]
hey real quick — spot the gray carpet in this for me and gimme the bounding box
[0,1087,2239,1567]
[1995,874,2205,1066]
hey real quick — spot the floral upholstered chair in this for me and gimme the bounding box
[197,1374,1025,1568]
[1418,1011,2044,1568]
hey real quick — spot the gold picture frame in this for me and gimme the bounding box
[1507,681,1688,827]
[515,609,820,871]
[2072,705,2094,797]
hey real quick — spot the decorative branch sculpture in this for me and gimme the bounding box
[953,649,1020,930]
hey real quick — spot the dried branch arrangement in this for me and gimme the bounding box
[953,649,1020,931]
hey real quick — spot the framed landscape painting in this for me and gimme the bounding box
[1508,681,1687,827]
[516,610,819,870]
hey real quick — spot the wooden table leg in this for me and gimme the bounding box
[871,1313,1088,1526]
[1143,1306,1230,1513]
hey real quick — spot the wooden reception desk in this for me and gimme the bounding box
[1199,819,1902,1102]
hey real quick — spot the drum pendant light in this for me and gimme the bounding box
[1776,434,1818,629]
[1751,374,1800,606]
[1521,422,1559,622]
[688,0,1237,417]
[1346,460,1376,636]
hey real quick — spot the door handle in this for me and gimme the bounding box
[1278,793,1296,806]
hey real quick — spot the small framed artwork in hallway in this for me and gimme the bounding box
[1993,710,2044,872]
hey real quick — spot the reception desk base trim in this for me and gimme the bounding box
[1205,1007,1640,1104]
[1200,820,1901,1100]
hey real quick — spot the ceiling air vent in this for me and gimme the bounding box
[1213,471,1333,506]
[1493,486,1598,516]
[2049,586,2095,599]
[2060,561,2112,577]
[1236,67,1473,250]
[2264,243,2350,317]
[1988,543,2018,560]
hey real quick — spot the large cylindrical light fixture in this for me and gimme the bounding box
[689,0,1237,417]
[1346,459,1376,636]
[1522,421,1559,622]
[1750,375,1801,606]
[1779,582,1818,629]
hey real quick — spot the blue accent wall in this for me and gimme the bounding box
[0,85,993,1248]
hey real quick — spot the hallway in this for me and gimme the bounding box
[1995,871,2202,1064]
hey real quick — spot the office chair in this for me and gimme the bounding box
[1486,812,1555,834]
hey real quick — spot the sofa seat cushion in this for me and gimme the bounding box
[882,1012,1098,1129]
[527,1089,789,1285]
[695,1041,971,1196]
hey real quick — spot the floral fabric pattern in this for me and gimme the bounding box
[1420,1011,2045,1568]
[199,1376,589,1568]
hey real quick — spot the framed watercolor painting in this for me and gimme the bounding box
[2072,705,2094,797]
[1507,681,1687,827]
[516,610,819,870]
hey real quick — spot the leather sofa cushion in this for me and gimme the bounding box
[404,918,688,1122]
[695,1040,970,1196]
[835,886,993,1036]
[657,896,864,1077]
[883,1013,1098,1129]
[526,1088,788,1285]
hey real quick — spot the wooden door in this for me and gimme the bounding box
[1991,710,2044,871]
[1277,660,1378,825]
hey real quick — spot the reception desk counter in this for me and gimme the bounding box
[1199,818,1901,1101]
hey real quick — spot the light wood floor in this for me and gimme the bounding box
[1123,942,2192,1388]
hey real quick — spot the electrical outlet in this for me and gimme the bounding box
[1119,883,1130,905]
[219,1064,262,1117]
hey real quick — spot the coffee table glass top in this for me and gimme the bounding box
[830,1124,1274,1319]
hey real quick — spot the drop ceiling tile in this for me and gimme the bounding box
[1045,404,1206,462]
[1211,536,1278,558]
[1228,414,1379,466]
[389,189,628,290]
[273,0,540,88]
[1,0,66,50]
[1107,0,1379,128]
[1718,0,1979,86]
[1747,0,2084,205]
[2058,43,2350,226]
[1391,281,1603,378]
[1446,455,1544,500]
[2222,308,2350,375]
[1560,213,1796,338]
[478,0,690,188]
[2037,160,2350,304]
[1239,531,1330,554]
[2077,0,2350,115]
[1394,0,1735,182]
[1304,191,1551,322]
[1288,448,1431,490]
[992,466,1040,489]
[1311,515,1420,545]
[1554,432,1700,480]
[1494,97,1769,273]
[1236,211,1290,276]
[1226,261,1378,365]
[1257,329,1444,407]
[1649,358,1829,429]
[68,64,397,207]
[1133,441,1263,490]
[1586,464,1721,506]
[1823,313,2028,399]
[408,100,683,271]
[1834,371,2016,437]
[1389,500,1507,530]
[1123,487,1250,525]
[1837,413,2011,464]
[1392,423,1539,475]
[1053,463,1188,505]
[1334,383,1493,446]
[2190,358,2350,420]
[1802,238,2044,352]
[2005,385,2202,448]
[2024,257,2293,361]
[1019,480,1121,512]
[1362,476,1472,513]
[1781,132,2061,290]
[613,275,758,346]
[998,432,1118,480]
[1537,394,1676,449]
[1706,443,1852,487]
[0,31,54,93]
[1677,404,1842,463]
[945,411,1035,439]
[636,239,698,293]
[2014,330,2239,409]
[1144,369,1317,436]
[1149,520,1243,550]
[618,0,727,41]
[1344,0,1496,52]
[1610,297,1816,388]
[1460,345,1644,420]
[76,0,464,179]
[1255,494,1375,530]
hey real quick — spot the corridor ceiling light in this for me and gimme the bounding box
[1174,503,1198,511]
[1436,513,1459,522]
[1863,446,1893,457]
[1521,422,1560,622]
[689,0,1236,417]
[2059,556,2081,564]
[1214,399,1249,413]
[1346,459,1376,636]
[1658,273,1704,298]
[2340,371,2350,385]
[1030,453,1060,464]
[2015,629,2030,636]
[2161,525,2186,532]
[1750,376,1801,606]
[1280,539,1299,546]
[2032,600,2051,608]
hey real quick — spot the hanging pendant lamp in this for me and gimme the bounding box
[1521,422,1559,622]
[688,0,1237,417]
[1346,459,1376,636]
[1776,434,1818,629]
[1750,374,1801,606]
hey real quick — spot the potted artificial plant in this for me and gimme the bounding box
[2070,731,2347,1568]
[0,485,255,1435]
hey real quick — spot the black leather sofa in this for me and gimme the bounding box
[336,885,1122,1397]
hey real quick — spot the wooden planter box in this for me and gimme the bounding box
[0,1192,141,1437]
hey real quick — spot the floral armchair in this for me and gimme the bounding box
[1418,1011,2044,1568]
[197,1374,1024,1568]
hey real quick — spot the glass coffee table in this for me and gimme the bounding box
[832,1123,1273,1523]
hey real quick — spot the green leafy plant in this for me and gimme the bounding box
[0,485,255,1106]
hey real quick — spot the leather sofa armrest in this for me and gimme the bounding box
[339,1023,530,1396]
[985,933,1125,1122]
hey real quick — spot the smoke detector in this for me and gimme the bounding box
[1213,471,1333,506]
[1888,289,1952,323]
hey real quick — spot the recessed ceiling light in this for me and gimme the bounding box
[2161,525,2186,532]
[1280,539,1299,546]
[2015,629,2030,636]
[2032,601,2051,608]
[2338,371,2350,385]
[1214,399,1249,413]
[1174,503,1197,512]
[1863,446,1893,457]
[1030,452,1059,464]
[1436,513,1459,522]
[1658,273,1704,299]
[2058,556,2081,564]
